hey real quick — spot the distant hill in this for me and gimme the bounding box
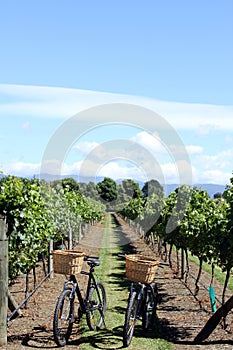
[115,179,227,198]
[0,173,227,198]
[37,173,106,184]
[163,183,227,198]
[194,184,227,198]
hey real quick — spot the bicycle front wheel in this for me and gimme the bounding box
[86,282,106,330]
[142,283,158,331]
[123,291,138,347]
[53,289,74,347]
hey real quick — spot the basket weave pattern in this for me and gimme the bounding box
[52,250,85,275]
[126,254,160,284]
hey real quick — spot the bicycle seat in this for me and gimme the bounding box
[87,260,100,267]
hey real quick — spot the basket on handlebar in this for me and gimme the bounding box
[126,254,160,284]
[52,250,85,275]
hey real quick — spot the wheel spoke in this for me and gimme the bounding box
[86,282,106,330]
[53,289,75,347]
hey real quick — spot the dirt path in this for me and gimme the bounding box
[4,214,233,350]
[115,214,233,350]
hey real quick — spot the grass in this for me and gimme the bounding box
[187,253,233,291]
[79,213,173,350]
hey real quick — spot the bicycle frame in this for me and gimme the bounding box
[63,265,105,322]
[129,282,147,318]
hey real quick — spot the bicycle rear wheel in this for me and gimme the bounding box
[86,282,106,330]
[123,290,138,347]
[142,283,158,330]
[53,289,74,347]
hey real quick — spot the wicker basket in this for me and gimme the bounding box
[125,254,160,284]
[52,250,85,275]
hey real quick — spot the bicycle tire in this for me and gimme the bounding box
[142,283,158,331]
[123,290,138,347]
[86,282,106,330]
[53,289,74,347]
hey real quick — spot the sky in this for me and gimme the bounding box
[0,1,232,187]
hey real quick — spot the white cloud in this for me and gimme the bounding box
[73,141,100,156]
[194,148,233,171]
[186,145,203,155]
[2,162,41,176]
[158,160,193,185]
[1,157,231,186]
[97,161,147,182]
[194,169,232,185]
[71,135,164,171]
[225,134,233,146]
[22,121,30,130]
[1,84,233,131]
[1,84,232,185]
[190,148,233,185]
[194,124,217,137]
[130,131,166,154]
[131,131,202,161]
[60,162,82,176]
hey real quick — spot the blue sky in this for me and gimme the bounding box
[0,1,232,186]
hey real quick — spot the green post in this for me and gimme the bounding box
[208,285,217,312]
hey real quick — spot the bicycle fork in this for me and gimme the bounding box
[130,283,145,320]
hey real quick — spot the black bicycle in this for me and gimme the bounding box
[123,280,158,347]
[53,255,106,347]
[119,254,164,347]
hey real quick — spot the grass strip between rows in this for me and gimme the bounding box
[79,213,173,350]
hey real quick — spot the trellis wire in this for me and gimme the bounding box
[7,269,54,322]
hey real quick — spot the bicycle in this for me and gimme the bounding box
[118,254,164,347]
[53,254,106,347]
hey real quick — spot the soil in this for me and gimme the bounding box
[4,215,233,350]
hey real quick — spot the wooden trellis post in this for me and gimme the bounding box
[48,239,54,278]
[181,248,185,279]
[0,215,8,346]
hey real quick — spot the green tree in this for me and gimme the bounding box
[61,177,80,193]
[80,181,99,200]
[142,179,164,198]
[121,179,142,199]
[50,177,80,193]
[115,179,142,212]
[97,177,117,203]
